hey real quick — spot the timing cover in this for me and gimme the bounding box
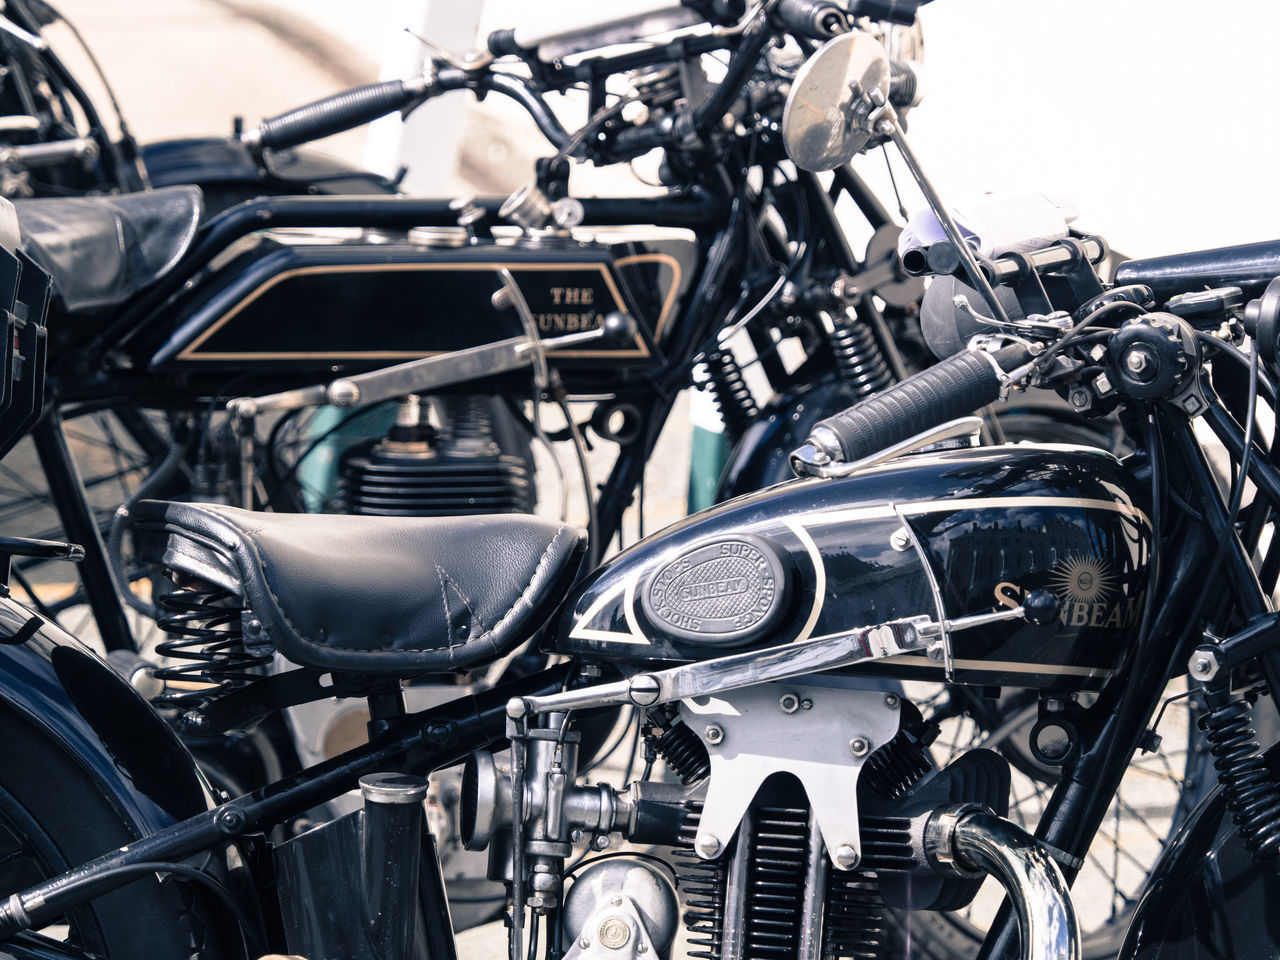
[550,443,1152,693]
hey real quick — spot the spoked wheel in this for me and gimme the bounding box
[0,706,227,959]
[897,679,1213,959]
[0,403,174,645]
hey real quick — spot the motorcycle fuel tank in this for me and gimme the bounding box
[551,444,1151,692]
[144,227,696,392]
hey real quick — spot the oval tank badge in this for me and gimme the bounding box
[641,534,788,645]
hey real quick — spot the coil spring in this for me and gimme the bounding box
[704,348,758,443]
[823,874,888,960]
[829,316,891,400]
[1198,696,1280,860]
[152,586,272,709]
[653,720,711,784]
[674,804,728,960]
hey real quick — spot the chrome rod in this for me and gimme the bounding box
[720,809,754,960]
[952,812,1080,960]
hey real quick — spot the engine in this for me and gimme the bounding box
[461,681,1010,960]
[451,439,1144,957]
[339,394,535,518]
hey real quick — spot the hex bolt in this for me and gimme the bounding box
[1125,349,1149,374]
[850,737,871,757]
[779,693,801,714]
[885,693,900,709]
[833,844,861,870]
[704,724,725,745]
[1189,653,1218,680]
[695,834,722,858]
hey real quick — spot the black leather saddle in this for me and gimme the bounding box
[13,186,202,313]
[132,500,587,675]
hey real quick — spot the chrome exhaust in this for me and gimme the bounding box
[926,805,1080,960]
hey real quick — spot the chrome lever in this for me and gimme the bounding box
[511,601,1045,719]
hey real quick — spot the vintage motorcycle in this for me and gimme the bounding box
[0,0,934,647]
[0,0,949,931]
[0,8,1273,960]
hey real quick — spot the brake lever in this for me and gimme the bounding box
[954,296,1070,340]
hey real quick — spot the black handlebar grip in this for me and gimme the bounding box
[252,79,423,152]
[812,345,1031,461]
[845,0,923,25]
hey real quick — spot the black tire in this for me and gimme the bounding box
[0,703,225,958]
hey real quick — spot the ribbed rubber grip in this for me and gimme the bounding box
[814,346,1030,461]
[255,80,418,152]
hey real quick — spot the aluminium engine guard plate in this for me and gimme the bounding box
[679,679,901,868]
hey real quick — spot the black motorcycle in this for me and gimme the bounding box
[0,14,1271,960]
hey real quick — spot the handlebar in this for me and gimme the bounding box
[239,8,922,160]
[245,77,430,153]
[806,345,1032,464]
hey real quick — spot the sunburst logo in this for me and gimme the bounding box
[1049,555,1115,604]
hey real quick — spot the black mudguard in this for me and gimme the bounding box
[0,594,213,832]
[1118,744,1280,960]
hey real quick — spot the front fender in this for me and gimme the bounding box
[0,595,212,832]
[1118,744,1280,960]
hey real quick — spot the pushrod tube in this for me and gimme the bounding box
[0,666,570,940]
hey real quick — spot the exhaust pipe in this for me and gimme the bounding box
[926,805,1080,960]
